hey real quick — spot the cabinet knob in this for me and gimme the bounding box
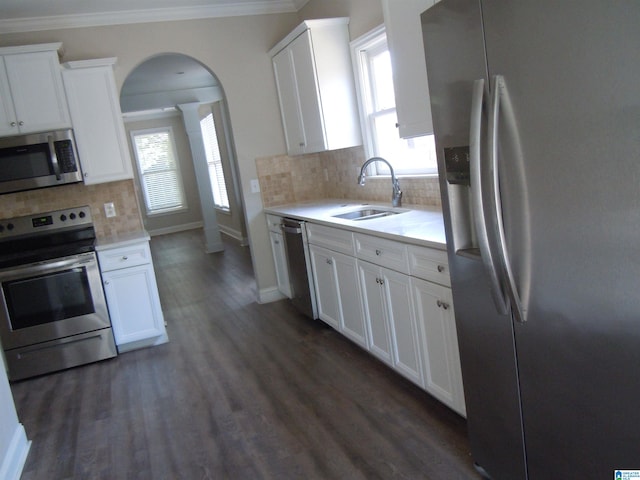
[437,265,445,273]
[104,280,110,285]
[326,258,332,265]
[274,240,279,245]
[122,256,128,260]
[299,142,305,147]
[18,121,24,126]
[10,121,16,127]
[375,249,382,256]
[84,172,89,177]
[437,300,450,310]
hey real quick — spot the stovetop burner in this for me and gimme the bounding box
[0,206,96,270]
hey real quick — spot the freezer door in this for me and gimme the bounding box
[422,1,527,479]
[481,1,640,478]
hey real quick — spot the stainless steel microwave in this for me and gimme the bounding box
[0,129,83,194]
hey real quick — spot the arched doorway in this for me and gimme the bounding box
[119,53,247,251]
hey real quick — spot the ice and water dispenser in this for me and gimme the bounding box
[443,146,481,259]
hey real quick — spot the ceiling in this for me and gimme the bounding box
[0,0,310,34]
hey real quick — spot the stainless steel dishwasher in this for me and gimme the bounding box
[281,217,318,319]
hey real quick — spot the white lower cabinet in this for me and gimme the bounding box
[98,240,168,353]
[292,219,464,414]
[412,277,466,416]
[309,244,367,348]
[358,260,423,387]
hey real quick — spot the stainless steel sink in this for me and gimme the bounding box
[332,208,401,221]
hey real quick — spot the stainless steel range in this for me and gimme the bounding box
[0,206,116,381]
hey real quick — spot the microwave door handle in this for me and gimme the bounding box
[48,135,62,180]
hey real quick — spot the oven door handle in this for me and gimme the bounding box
[0,253,97,281]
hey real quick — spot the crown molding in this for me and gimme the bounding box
[0,0,306,34]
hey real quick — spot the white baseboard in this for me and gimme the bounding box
[218,224,249,246]
[0,424,30,480]
[147,221,203,237]
[258,286,286,304]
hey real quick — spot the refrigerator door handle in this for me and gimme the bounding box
[470,78,509,315]
[488,75,526,323]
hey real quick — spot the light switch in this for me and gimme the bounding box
[250,179,261,193]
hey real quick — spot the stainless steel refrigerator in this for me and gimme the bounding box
[421,1,640,479]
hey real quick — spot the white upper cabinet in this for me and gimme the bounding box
[62,58,133,184]
[382,0,437,138]
[270,18,362,155]
[0,43,71,137]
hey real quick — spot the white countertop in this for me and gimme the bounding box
[95,230,151,251]
[264,200,447,250]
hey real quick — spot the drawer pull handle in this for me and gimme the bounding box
[375,249,382,256]
[437,265,445,273]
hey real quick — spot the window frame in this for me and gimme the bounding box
[130,126,188,216]
[200,112,231,212]
[350,25,438,177]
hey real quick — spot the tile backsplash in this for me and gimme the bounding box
[0,179,143,238]
[256,146,442,208]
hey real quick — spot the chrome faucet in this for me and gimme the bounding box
[357,157,403,207]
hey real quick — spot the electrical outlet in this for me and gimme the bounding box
[250,179,261,193]
[104,202,116,218]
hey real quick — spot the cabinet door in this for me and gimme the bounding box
[309,245,341,329]
[272,46,305,155]
[288,30,325,154]
[382,0,435,138]
[102,263,166,347]
[358,260,393,365]
[62,62,133,184]
[412,277,465,415]
[384,268,423,387]
[333,251,367,348]
[270,230,292,298]
[0,61,18,137]
[4,51,71,134]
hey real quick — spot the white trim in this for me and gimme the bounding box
[147,221,203,237]
[217,224,249,246]
[122,108,180,123]
[350,24,386,160]
[0,1,302,34]
[0,425,30,480]
[258,286,286,304]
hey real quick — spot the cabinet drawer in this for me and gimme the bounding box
[98,242,151,272]
[408,245,451,287]
[307,223,354,255]
[355,233,409,274]
[266,214,283,233]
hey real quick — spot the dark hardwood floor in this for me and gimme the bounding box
[12,229,481,479]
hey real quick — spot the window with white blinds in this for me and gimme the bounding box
[200,113,230,210]
[131,127,187,215]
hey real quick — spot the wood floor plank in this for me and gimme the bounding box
[11,229,481,479]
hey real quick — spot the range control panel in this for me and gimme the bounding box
[0,206,92,238]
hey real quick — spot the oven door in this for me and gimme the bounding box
[0,252,110,350]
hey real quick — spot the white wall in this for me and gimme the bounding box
[0,356,30,480]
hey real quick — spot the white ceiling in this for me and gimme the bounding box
[0,0,310,34]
